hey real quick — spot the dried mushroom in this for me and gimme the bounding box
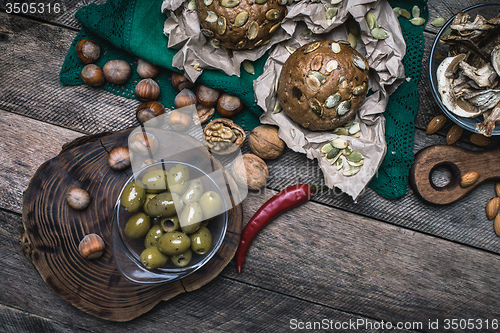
[204,118,245,155]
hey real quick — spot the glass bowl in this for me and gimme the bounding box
[111,161,229,285]
[428,3,500,136]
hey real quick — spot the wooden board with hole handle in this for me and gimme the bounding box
[20,128,243,322]
[409,144,500,205]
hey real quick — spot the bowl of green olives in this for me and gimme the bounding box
[111,160,229,285]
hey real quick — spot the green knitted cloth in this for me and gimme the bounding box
[59,0,427,199]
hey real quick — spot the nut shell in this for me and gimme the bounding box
[277,40,369,131]
[204,118,245,155]
[248,125,285,160]
[136,101,165,125]
[80,64,105,87]
[231,153,269,190]
[103,59,131,85]
[135,79,160,101]
[76,39,100,64]
[79,234,105,260]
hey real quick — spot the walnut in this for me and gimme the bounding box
[204,118,245,155]
[248,125,286,160]
[231,154,269,190]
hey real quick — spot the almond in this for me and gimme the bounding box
[486,197,500,220]
[495,182,500,198]
[470,133,491,147]
[460,171,480,188]
[426,115,447,134]
[494,215,500,236]
[446,124,463,145]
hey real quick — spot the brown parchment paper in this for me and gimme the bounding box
[161,0,407,200]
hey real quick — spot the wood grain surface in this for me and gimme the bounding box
[1,0,500,331]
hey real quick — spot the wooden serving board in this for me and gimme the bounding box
[20,128,243,322]
[409,144,500,205]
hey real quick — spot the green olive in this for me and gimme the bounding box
[120,181,146,213]
[179,202,204,234]
[171,192,184,213]
[160,216,180,232]
[190,226,213,255]
[143,193,157,217]
[124,212,151,239]
[158,231,191,255]
[140,246,168,269]
[199,191,223,219]
[144,225,164,248]
[146,191,177,218]
[167,164,190,194]
[181,179,204,205]
[141,169,168,193]
[171,249,192,267]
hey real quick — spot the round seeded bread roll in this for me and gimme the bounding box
[195,0,287,50]
[277,40,370,131]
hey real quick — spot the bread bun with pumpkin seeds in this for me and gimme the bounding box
[277,40,369,131]
[195,0,287,50]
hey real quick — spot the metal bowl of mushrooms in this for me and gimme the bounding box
[429,3,500,137]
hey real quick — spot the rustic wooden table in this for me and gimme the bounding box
[1,0,500,331]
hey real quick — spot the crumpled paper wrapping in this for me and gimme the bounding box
[161,0,406,200]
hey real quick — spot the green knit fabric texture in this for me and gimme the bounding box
[59,0,427,200]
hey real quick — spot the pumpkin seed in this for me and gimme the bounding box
[337,100,351,116]
[210,38,221,48]
[335,155,345,170]
[273,102,282,114]
[235,40,247,49]
[326,60,338,72]
[431,17,446,27]
[342,146,353,156]
[262,39,271,45]
[217,17,227,35]
[274,77,279,93]
[304,41,320,54]
[287,0,293,4]
[247,22,259,40]
[393,7,400,17]
[332,127,349,135]
[366,12,378,30]
[290,128,296,138]
[243,60,255,75]
[339,76,348,89]
[348,122,360,135]
[309,71,325,84]
[347,151,363,163]
[348,33,357,48]
[399,8,411,19]
[325,93,342,109]
[343,164,360,176]
[269,23,281,34]
[280,0,287,5]
[327,151,342,165]
[266,9,281,21]
[347,159,364,167]
[370,27,388,40]
[255,0,267,4]
[221,0,239,8]
[326,147,340,159]
[311,55,323,71]
[321,143,334,154]
[201,29,215,38]
[305,75,321,91]
[187,0,196,11]
[206,11,217,23]
[353,85,367,96]
[352,55,366,70]
[285,45,296,54]
[235,11,249,27]
[331,42,341,53]
[412,5,420,18]
[309,99,323,116]
[204,0,213,5]
[331,0,342,4]
[330,138,348,149]
[410,17,425,26]
[326,7,338,20]
[253,39,263,47]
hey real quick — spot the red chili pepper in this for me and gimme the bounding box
[235,184,320,274]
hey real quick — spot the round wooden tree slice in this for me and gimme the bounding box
[20,128,243,322]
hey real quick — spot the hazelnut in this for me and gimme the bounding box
[168,110,192,131]
[80,64,105,86]
[103,59,131,85]
[248,125,286,160]
[108,146,131,170]
[217,93,243,118]
[136,101,165,125]
[79,234,105,260]
[196,85,220,107]
[129,132,159,156]
[76,39,100,64]
[172,72,194,91]
[137,58,160,79]
[135,78,160,101]
[174,89,197,109]
[65,188,91,210]
[231,154,269,190]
